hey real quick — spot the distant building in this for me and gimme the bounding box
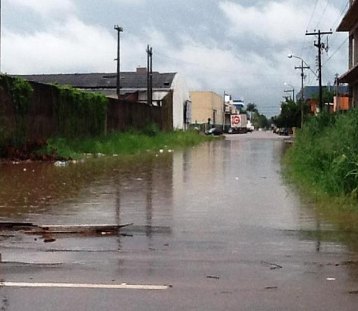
[224,94,241,129]
[190,91,224,129]
[233,99,245,112]
[15,68,191,130]
[296,85,349,101]
[337,0,358,107]
[296,85,350,113]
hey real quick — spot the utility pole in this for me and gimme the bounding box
[223,91,227,131]
[146,45,153,106]
[284,89,295,102]
[284,82,295,102]
[114,25,123,100]
[306,29,332,112]
[335,73,340,112]
[295,60,310,127]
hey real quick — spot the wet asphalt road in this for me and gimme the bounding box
[1,131,358,310]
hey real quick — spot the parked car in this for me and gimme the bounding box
[228,127,248,134]
[278,128,289,136]
[206,127,222,136]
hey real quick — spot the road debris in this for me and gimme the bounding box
[206,275,220,280]
[261,261,283,270]
[43,237,56,243]
[0,222,133,237]
[265,286,278,290]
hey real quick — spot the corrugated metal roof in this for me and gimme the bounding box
[14,72,177,90]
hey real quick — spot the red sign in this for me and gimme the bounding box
[231,115,241,127]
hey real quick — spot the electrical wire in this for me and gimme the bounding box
[322,36,349,67]
[332,0,349,27]
[322,1,349,50]
[305,0,320,31]
[314,0,330,30]
[300,0,321,59]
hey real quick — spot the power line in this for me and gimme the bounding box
[322,36,348,66]
[305,0,320,31]
[300,0,321,58]
[332,0,349,28]
[323,1,349,49]
[155,50,297,77]
[314,0,330,30]
[301,0,347,62]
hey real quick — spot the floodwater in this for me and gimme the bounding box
[1,131,358,311]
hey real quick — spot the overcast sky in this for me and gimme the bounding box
[1,0,350,116]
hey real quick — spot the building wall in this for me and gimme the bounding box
[334,96,350,111]
[171,74,191,130]
[190,91,224,126]
[353,81,358,107]
[348,2,358,107]
[0,79,166,145]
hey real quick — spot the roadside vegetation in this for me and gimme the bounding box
[0,75,216,160]
[243,103,270,129]
[285,110,358,210]
[40,128,217,160]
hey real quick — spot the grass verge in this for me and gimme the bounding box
[42,130,218,159]
[284,110,358,225]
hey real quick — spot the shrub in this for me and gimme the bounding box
[286,110,358,198]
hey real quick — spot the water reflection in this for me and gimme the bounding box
[0,153,174,230]
[1,134,358,283]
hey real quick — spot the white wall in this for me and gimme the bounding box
[171,73,190,129]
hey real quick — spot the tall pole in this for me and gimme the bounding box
[284,89,295,102]
[306,30,332,112]
[295,59,310,127]
[149,46,152,106]
[114,25,123,100]
[335,73,340,112]
[223,91,226,131]
[147,45,149,105]
[146,45,153,106]
[284,83,295,102]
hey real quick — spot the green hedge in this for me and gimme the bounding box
[0,75,33,146]
[55,85,108,138]
[286,110,358,199]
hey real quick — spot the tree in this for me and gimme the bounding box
[272,99,300,128]
[252,112,269,129]
[246,103,258,113]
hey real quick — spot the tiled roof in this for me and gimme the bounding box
[14,72,177,90]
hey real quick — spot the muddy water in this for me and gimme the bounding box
[0,133,357,251]
[1,132,358,309]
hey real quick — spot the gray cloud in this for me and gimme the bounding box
[1,0,349,117]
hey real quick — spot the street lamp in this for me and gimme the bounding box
[288,54,313,127]
[288,54,317,78]
[284,82,295,102]
[114,25,123,100]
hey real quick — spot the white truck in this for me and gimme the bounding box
[229,114,249,134]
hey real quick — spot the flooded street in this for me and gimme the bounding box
[1,131,358,310]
